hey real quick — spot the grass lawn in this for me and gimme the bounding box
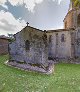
[0,55,80,92]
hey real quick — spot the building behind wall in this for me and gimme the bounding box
[0,36,9,55]
[46,29,75,60]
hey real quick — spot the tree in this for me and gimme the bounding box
[72,0,80,7]
[7,33,14,38]
[7,33,15,42]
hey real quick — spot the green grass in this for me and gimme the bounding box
[0,55,80,92]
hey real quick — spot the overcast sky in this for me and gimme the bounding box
[0,0,70,36]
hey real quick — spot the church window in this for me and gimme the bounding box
[77,14,80,27]
[25,40,30,50]
[61,34,65,42]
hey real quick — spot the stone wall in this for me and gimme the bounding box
[47,29,72,59]
[47,32,57,58]
[75,28,80,57]
[9,26,48,68]
[63,7,80,59]
[64,8,80,29]
[64,10,73,29]
[57,31,72,58]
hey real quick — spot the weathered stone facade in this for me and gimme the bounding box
[8,26,54,74]
[9,27,47,64]
[0,37,9,55]
[47,29,73,59]
[64,8,80,29]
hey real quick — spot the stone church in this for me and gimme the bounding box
[7,0,80,73]
[47,0,80,60]
[8,26,53,74]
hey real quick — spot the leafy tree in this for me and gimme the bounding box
[7,33,14,38]
[7,33,15,42]
[72,0,80,7]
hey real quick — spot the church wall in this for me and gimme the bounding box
[71,9,80,28]
[75,9,80,27]
[9,26,48,67]
[74,28,80,57]
[47,33,56,58]
[64,8,80,29]
[64,11,73,29]
[47,30,72,59]
[57,31,72,58]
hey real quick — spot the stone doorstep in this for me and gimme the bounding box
[5,61,54,74]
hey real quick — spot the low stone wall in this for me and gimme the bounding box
[5,60,54,74]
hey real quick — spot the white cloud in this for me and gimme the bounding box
[8,0,23,6]
[0,0,8,9]
[0,0,43,12]
[52,0,63,4]
[0,10,26,35]
[0,0,63,12]
[8,0,43,12]
[58,0,63,4]
[0,0,6,4]
[1,4,8,9]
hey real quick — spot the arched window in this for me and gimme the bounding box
[61,34,65,42]
[77,14,80,27]
[25,40,30,50]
